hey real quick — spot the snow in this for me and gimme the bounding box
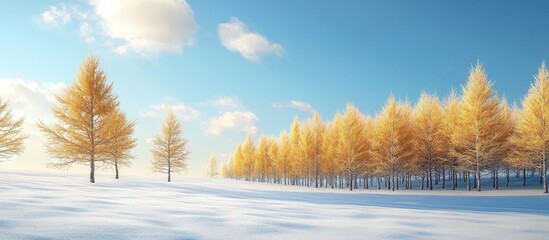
[0,170,548,239]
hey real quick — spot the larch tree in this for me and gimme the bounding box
[322,121,340,188]
[305,112,325,188]
[373,97,414,191]
[0,97,26,162]
[105,111,136,179]
[151,110,190,182]
[412,92,448,190]
[443,90,463,190]
[457,63,505,191]
[254,135,270,182]
[276,131,291,185]
[513,63,549,193]
[334,104,371,191]
[38,55,120,183]
[207,153,218,178]
[232,145,244,179]
[289,117,302,184]
[241,134,255,181]
[266,136,278,183]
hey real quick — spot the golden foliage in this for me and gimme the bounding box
[37,55,131,183]
[0,98,26,161]
[151,110,190,182]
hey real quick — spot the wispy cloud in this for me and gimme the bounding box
[140,97,199,120]
[40,5,71,27]
[272,100,315,113]
[206,96,243,109]
[205,111,258,135]
[218,17,284,62]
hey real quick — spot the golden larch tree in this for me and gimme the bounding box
[38,55,120,183]
[303,112,325,188]
[266,136,278,183]
[0,97,26,161]
[289,117,302,184]
[151,110,190,182]
[241,134,255,181]
[254,135,270,182]
[106,110,136,179]
[276,131,291,185]
[457,63,505,191]
[232,145,244,179]
[513,63,549,193]
[443,89,463,190]
[412,92,448,190]
[334,104,371,191]
[372,97,414,191]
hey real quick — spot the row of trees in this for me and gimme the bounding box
[223,63,549,193]
[0,55,190,183]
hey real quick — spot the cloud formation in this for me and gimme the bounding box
[272,100,315,113]
[140,97,199,120]
[90,0,196,55]
[218,17,284,62]
[205,111,258,135]
[39,0,196,55]
[0,78,65,123]
[41,5,71,27]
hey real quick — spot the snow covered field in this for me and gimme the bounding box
[0,170,547,239]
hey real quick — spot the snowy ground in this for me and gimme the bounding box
[0,170,548,239]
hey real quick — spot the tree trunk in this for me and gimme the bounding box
[429,163,433,190]
[442,167,445,189]
[467,172,471,191]
[476,167,481,192]
[523,168,526,186]
[543,153,548,194]
[349,171,353,191]
[506,169,510,187]
[90,154,95,183]
[115,160,119,179]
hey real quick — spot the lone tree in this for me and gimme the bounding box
[207,153,218,178]
[106,111,136,179]
[38,55,123,183]
[0,97,26,161]
[151,110,190,182]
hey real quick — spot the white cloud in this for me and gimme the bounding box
[140,98,199,120]
[41,5,71,27]
[0,78,66,165]
[207,96,242,108]
[272,100,315,113]
[218,17,284,62]
[78,22,95,43]
[205,111,258,135]
[0,78,65,124]
[90,0,196,55]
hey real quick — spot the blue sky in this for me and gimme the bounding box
[1,0,548,177]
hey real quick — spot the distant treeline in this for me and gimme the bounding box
[222,63,549,194]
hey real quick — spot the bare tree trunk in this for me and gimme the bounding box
[90,155,95,183]
[467,172,471,191]
[506,169,510,187]
[523,168,526,186]
[429,163,433,190]
[543,153,548,194]
[442,167,445,189]
[115,160,119,179]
